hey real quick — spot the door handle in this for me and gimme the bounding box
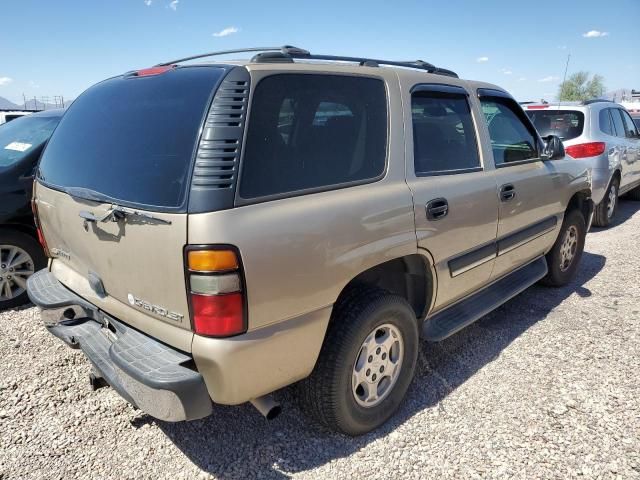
[426,198,448,220]
[499,184,516,202]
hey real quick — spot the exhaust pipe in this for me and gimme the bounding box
[250,395,281,420]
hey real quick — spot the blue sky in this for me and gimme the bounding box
[1,0,638,104]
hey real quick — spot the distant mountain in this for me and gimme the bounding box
[0,96,20,109]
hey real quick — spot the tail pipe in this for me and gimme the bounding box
[250,395,281,420]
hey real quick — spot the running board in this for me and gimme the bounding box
[422,256,548,342]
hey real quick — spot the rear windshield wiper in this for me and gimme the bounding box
[66,188,171,225]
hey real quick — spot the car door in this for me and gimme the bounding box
[616,108,640,188]
[477,89,563,281]
[404,83,499,311]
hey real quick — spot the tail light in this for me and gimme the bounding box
[31,198,50,257]
[565,142,606,159]
[185,247,246,337]
[527,105,549,110]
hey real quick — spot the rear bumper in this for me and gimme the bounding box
[27,269,212,422]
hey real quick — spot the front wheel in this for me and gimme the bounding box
[298,286,419,436]
[592,178,619,227]
[0,230,46,310]
[540,209,586,287]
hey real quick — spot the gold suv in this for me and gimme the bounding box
[27,46,593,435]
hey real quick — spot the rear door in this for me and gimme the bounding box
[477,89,562,280]
[35,66,226,349]
[404,83,499,310]
[616,108,640,187]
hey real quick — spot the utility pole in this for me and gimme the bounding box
[558,53,571,105]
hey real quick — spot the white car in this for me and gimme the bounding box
[0,110,36,125]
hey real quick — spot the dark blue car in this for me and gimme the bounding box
[0,109,63,309]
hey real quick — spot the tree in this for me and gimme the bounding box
[558,72,605,101]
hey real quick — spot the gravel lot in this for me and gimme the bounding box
[1,200,639,480]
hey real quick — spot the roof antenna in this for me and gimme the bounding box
[558,53,571,109]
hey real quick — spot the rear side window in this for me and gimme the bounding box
[412,91,480,174]
[619,109,640,138]
[480,97,538,165]
[239,74,387,200]
[610,109,626,138]
[526,110,584,140]
[599,109,615,136]
[38,67,224,210]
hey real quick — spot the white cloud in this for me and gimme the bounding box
[169,0,178,10]
[518,77,526,81]
[501,68,513,75]
[144,0,152,5]
[582,30,609,38]
[557,45,567,50]
[0,76,13,86]
[476,56,489,63]
[28,80,40,89]
[538,76,559,83]
[213,26,239,37]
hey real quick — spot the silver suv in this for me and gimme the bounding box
[524,101,640,226]
[27,46,593,435]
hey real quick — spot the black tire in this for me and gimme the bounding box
[540,209,586,287]
[0,230,46,310]
[626,185,640,201]
[298,286,419,436]
[592,178,619,227]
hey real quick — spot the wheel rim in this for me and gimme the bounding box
[0,245,35,302]
[559,225,579,272]
[607,185,617,219]
[352,323,404,408]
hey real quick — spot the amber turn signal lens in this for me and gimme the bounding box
[188,250,238,272]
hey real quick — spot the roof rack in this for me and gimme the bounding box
[156,45,458,78]
[582,99,613,106]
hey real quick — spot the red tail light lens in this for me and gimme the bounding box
[527,105,549,109]
[186,246,246,337]
[134,65,175,77]
[565,142,606,159]
[191,293,244,337]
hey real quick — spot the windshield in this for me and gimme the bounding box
[525,109,584,140]
[38,66,224,211]
[0,115,60,168]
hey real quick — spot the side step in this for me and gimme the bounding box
[422,256,548,341]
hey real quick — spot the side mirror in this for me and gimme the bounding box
[541,135,565,160]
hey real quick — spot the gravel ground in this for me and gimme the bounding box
[1,200,639,480]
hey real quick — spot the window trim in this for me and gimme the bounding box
[477,88,543,168]
[235,72,390,206]
[411,83,483,177]
[619,108,640,138]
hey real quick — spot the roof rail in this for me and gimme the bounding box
[582,99,614,106]
[252,46,459,78]
[156,45,458,78]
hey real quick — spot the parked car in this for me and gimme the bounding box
[0,109,63,309]
[27,47,592,435]
[631,112,640,130]
[524,100,640,226]
[0,110,37,125]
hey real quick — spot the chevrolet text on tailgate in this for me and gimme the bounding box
[27,46,593,435]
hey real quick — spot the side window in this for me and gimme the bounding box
[619,109,640,138]
[599,108,614,136]
[610,109,626,138]
[239,75,387,199]
[480,97,538,165]
[411,90,480,174]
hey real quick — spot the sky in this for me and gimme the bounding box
[1,0,638,105]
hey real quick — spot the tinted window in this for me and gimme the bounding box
[239,75,387,199]
[38,67,224,210]
[634,117,640,130]
[481,98,538,165]
[0,115,60,168]
[526,110,584,140]
[599,109,615,136]
[609,109,626,138]
[619,109,639,137]
[412,91,480,174]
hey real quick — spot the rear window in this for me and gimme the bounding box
[0,115,60,168]
[525,109,584,140]
[239,74,387,200]
[38,66,224,210]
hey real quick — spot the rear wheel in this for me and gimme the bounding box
[299,286,419,436]
[0,230,46,310]
[540,209,586,287]
[592,178,619,227]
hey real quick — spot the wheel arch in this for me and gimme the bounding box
[566,188,593,223]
